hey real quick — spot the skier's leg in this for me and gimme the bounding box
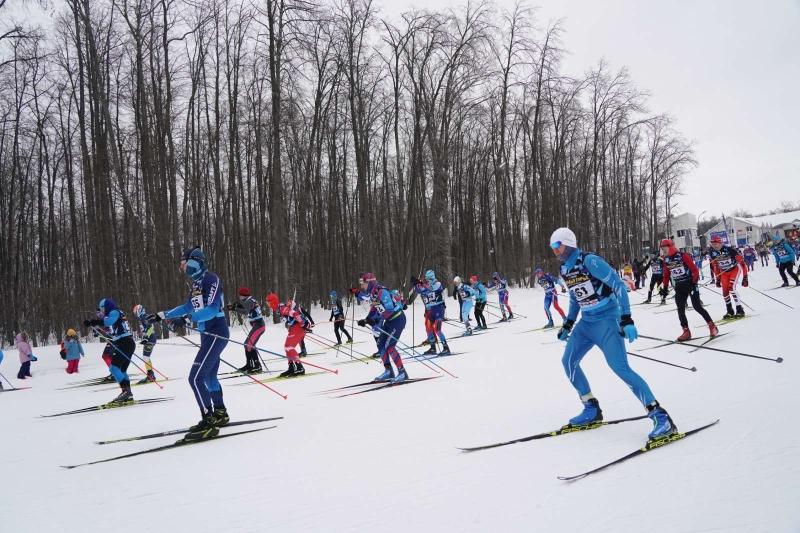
[594,316,656,407]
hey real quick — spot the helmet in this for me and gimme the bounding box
[329,290,338,299]
[425,270,436,282]
[549,227,577,249]
[469,275,478,284]
[181,246,206,280]
[491,271,499,280]
[359,272,376,283]
[66,328,77,337]
[238,287,251,297]
[97,298,117,315]
[534,267,544,276]
[453,275,462,284]
[132,304,146,319]
[660,238,674,248]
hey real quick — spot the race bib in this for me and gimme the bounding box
[191,294,205,311]
[374,303,386,313]
[671,265,687,278]
[571,279,597,306]
[718,258,733,270]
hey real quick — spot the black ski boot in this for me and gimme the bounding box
[137,370,156,385]
[102,374,115,384]
[238,364,251,373]
[722,305,735,320]
[212,407,230,427]
[423,345,437,355]
[279,362,297,378]
[644,295,652,303]
[108,383,134,406]
[735,305,745,318]
[181,412,219,443]
[439,343,451,356]
[247,363,263,375]
[294,362,306,376]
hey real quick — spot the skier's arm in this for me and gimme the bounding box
[681,253,700,283]
[584,254,631,316]
[661,260,671,287]
[102,309,121,328]
[786,243,797,262]
[164,300,193,320]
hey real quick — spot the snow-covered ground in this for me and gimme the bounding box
[1,264,798,533]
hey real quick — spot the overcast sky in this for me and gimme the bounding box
[382,0,800,218]
[6,0,799,219]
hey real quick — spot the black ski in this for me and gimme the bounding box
[96,417,284,445]
[0,386,32,393]
[63,427,275,468]
[403,351,467,361]
[688,332,731,353]
[92,378,177,392]
[40,397,174,418]
[232,371,324,386]
[458,415,649,452]
[557,419,720,481]
[640,332,730,352]
[333,376,441,398]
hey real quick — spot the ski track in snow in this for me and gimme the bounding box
[1,266,798,532]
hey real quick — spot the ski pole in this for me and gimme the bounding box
[0,370,18,389]
[639,334,783,363]
[442,317,468,330]
[184,325,339,375]
[746,285,795,310]
[90,327,165,389]
[368,324,458,378]
[362,325,442,375]
[627,351,697,372]
[486,301,527,318]
[699,284,756,312]
[305,332,371,364]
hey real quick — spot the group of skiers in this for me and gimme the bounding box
[4,226,799,445]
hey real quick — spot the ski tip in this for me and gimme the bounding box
[60,465,79,470]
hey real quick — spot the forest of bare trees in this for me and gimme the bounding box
[0,0,694,344]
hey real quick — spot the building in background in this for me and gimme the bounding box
[700,210,800,246]
[671,212,698,251]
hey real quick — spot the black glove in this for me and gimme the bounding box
[742,275,749,287]
[410,276,421,285]
[357,319,367,327]
[365,316,375,326]
[83,319,103,327]
[658,286,668,298]
[402,304,408,310]
[139,339,148,346]
[146,313,163,323]
[558,319,574,341]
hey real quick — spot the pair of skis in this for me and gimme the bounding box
[63,418,281,469]
[316,376,442,398]
[459,415,719,481]
[41,397,174,418]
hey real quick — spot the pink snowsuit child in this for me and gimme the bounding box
[16,332,33,379]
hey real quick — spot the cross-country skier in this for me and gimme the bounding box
[357,273,409,382]
[533,267,566,328]
[708,235,748,319]
[148,246,229,442]
[550,227,677,440]
[770,238,800,286]
[410,270,450,355]
[132,304,157,384]
[470,275,488,330]
[83,299,135,403]
[228,287,265,373]
[487,272,513,320]
[453,276,476,335]
[274,300,309,377]
[644,252,667,304]
[329,290,353,345]
[659,239,719,340]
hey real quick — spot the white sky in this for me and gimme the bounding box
[5,0,800,218]
[382,0,800,217]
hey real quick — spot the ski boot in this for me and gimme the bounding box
[796,280,800,286]
[102,374,115,384]
[659,298,667,305]
[499,315,508,323]
[781,281,789,287]
[544,320,554,329]
[568,398,602,427]
[374,364,395,382]
[299,351,307,358]
[676,327,691,342]
[294,362,306,376]
[646,402,677,440]
[108,384,134,406]
[238,364,251,373]
[181,412,219,443]
[137,370,156,385]
[212,407,230,427]
[345,338,354,344]
[735,305,745,318]
[279,362,298,378]
[371,351,380,359]
[721,305,735,320]
[644,296,652,304]
[392,367,409,383]
[334,341,342,346]
[423,344,437,355]
[462,327,473,337]
[246,364,263,375]
[439,343,451,356]
[707,322,719,338]
[508,312,514,320]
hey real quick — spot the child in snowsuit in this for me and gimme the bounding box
[15,332,34,379]
[64,329,84,374]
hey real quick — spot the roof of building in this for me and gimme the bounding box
[742,209,800,228]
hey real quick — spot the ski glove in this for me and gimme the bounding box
[658,286,668,298]
[619,314,638,342]
[558,319,574,341]
[742,275,749,287]
[357,319,367,328]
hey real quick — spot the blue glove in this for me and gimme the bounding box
[619,314,638,342]
[558,319,574,341]
[30,354,38,362]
